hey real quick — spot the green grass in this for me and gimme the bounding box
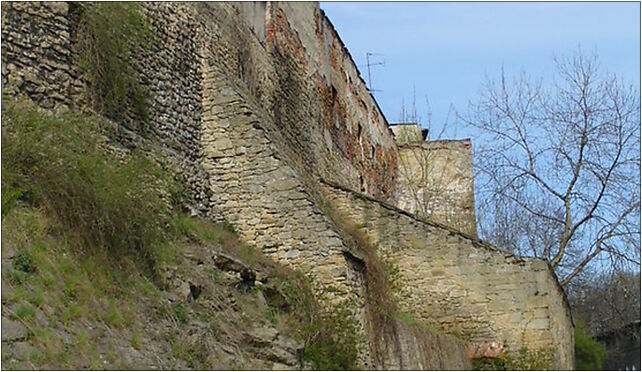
[471,345,553,371]
[14,304,37,320]
[395,311,445,334]
[172,303,188,325]
[1,101,362,370]
[2,101,183,276]
[73,2,153,129]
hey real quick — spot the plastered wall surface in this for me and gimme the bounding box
[396,139,477,236]
[2,1,573,369]
[323,181,574,369]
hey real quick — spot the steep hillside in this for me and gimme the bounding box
[1,1,574,369]
[1,102,359,370]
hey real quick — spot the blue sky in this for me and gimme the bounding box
[320,2,641,139]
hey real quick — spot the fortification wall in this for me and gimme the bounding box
[322,180,574,369]
[2,1,573,369]
[1,2,72,110]
[1,2,216,217]
[200,2,398,200]
[397,139,477,236]
[1,2,471,368]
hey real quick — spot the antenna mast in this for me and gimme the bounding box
[362,52,385,93]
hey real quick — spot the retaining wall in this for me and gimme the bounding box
[323,180,574,369]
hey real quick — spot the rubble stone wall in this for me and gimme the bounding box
[1,2,72,111]
[198,2,399,200]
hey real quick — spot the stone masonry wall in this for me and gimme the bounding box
[397,139,477,236]
[229,2,399,200]
[1,2,72,111]
[2,1,573,369]
[3,2,471,368]
[323,181,574,369]
[2,2,216,218]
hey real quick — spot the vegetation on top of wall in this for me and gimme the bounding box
[574,322,607,370]
[74,2,152,131]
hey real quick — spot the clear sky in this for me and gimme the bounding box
[320,2,641,139]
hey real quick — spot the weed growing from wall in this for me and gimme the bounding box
[316,197,401,368]
[73,2,152,131]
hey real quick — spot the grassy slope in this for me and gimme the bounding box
[1,102,358,370]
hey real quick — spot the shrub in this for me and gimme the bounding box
[2,101,180,273]
[267,271,360,370]
[12,251,36,273]
[575,323,606,370]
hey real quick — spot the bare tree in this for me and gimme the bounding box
[463,50,641,287]
[567,269,641,336]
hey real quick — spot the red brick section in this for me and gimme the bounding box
[466,340,506,359]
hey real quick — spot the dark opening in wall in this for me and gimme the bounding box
[357,122,362,138]
[371,145,376,160]
[360,175,366,193]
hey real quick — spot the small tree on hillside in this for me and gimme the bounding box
[462,49,641,286]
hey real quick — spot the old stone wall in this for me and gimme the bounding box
[197,39,473,369]
[2,1,574,369]
[2,2,468,368]
[390,123,426,145]
[379,320,471,370]
[1,2,72,111]
[1,2,216,217]
[232,2,399,199]
[397,139,477,236]
[322,180,574,369]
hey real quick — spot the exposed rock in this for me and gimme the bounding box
[2,317,27,342]
[245,324,303,366]
[7,341,34,359]
[246,325,279,346]
[189,282,202,301]
[212,252,247,273]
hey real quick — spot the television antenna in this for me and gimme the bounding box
[359,52,385,93]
